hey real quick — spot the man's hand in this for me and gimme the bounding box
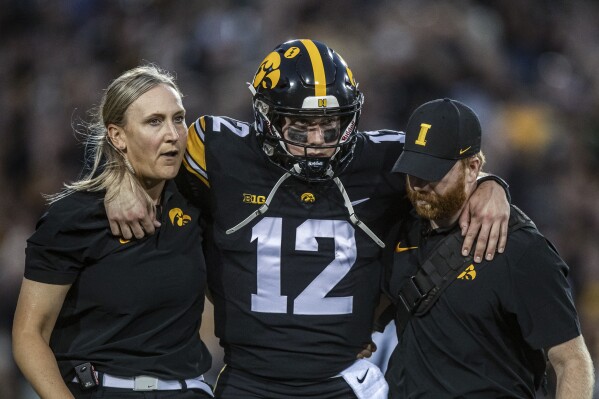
[357,342,377,359]
[459,180,509,263]
[104,173,160,239]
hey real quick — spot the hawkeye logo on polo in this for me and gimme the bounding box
[168,208,191,227]
[243,193,266,204]
[119,238,131,245]
[457,264,477,280]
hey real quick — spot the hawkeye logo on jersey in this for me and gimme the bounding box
[243,193,266,205]
[457,264,477,280]
[301,192,316,203]
[119,238,131,245]
[168,208,191,227]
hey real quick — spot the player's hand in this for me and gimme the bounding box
[459,180,509,263]
[104,173,160,239]
[357,342,377,359]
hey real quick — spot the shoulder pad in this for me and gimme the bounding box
[196,115,252,138]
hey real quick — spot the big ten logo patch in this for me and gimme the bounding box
[243,193,266,205]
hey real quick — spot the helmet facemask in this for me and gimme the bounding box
[254,98,361,181]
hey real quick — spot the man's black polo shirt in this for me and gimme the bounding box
[385,207,581,398]
[25,180,211,381]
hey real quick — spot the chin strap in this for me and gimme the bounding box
[333,177,385,248]
[226,168,295,234]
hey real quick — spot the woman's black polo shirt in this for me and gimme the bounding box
[25,180,211,381]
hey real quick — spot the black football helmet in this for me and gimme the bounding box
[250,39,363,181]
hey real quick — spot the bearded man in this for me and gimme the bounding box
[383,98,594,398]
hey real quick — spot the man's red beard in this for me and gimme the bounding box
[406,170,467,222]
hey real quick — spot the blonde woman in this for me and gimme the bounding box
[12,65,213,399]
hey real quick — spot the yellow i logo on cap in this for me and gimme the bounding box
[415,123,431,146]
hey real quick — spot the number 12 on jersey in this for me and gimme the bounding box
[251,217,357,315]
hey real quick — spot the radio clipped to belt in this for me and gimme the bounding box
[74,362,99,390]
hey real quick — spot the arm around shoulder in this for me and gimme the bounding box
[547,334,595,399]
[459,175,510,262]
[104,172,158,239]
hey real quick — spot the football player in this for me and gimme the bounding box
[106,39,510,399]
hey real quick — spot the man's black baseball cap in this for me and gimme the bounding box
[392,98,481,181]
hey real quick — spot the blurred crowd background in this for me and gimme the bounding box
[1,0,598,397]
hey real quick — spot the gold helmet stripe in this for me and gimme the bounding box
[300,39,327,97]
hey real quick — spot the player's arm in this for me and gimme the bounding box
[12,278,74,399]
[547,335,594,399]
[357,342,377,359]
[372,294,394,331]
[178,116,211,206]
[105,172,158,239]
[355,292,398,360]
[459,175,510,263]
[175,162,212,218]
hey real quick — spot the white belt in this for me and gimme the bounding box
[72,373,214,396]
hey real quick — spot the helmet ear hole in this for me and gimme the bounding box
[255,99,269,116]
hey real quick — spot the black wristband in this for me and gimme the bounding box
[477,174,511,203]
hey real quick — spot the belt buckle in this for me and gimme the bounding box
[133,375,159,391]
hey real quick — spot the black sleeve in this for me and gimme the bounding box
[506,233,581,350]
[175,167,212,223]
[25,198,107,285]
[477,174,511,203]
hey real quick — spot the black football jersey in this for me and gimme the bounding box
[180,115,408,380]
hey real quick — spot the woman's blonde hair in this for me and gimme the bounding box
[46,64,182,204]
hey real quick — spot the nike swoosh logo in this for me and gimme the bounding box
[119,238,131,244]
[395,242,417,253]
[459,146,471,155]
[357,368,369,384]
[350,197,370,206]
